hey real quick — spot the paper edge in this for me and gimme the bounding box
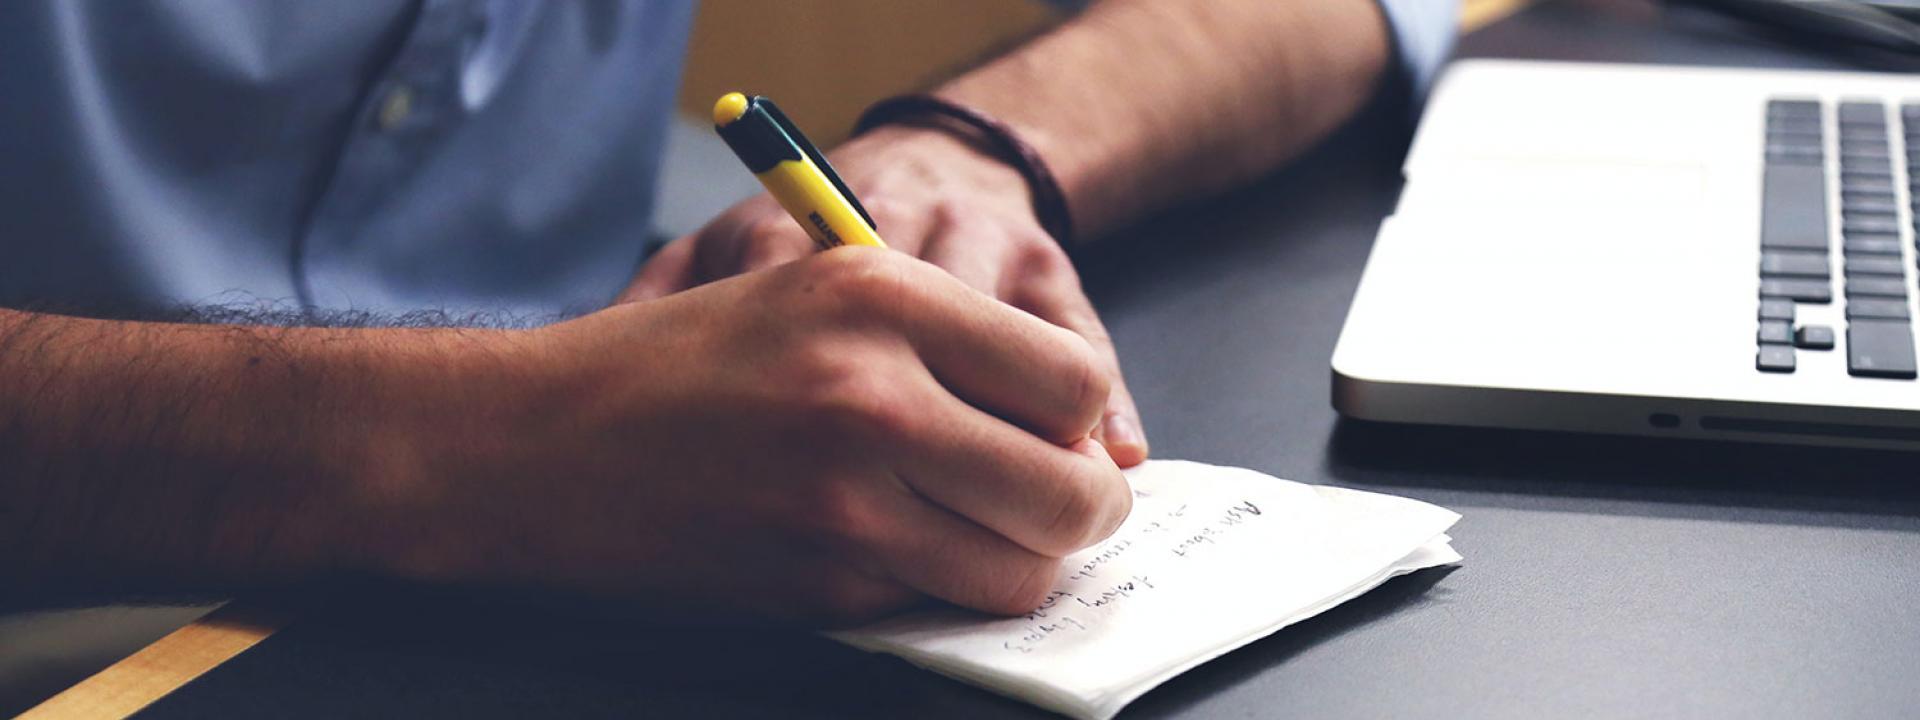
[1074,535,1461,720]
[833,535,1461,720]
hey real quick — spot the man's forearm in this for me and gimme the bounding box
[0,309,513,592]
[938,0,1393,238]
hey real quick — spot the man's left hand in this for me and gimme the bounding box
[621,125,1147,467]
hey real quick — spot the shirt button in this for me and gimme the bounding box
[378,85,414,130]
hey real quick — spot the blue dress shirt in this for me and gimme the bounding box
[1,0,694,320]
[0,0,1451,321]
[1379,0,1461,97]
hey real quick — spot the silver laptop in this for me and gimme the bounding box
[1332,59,1920,449]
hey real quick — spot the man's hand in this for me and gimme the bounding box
[0,249,1126,625]
[620,0,1399,467]
[622,126,1148,467]
[398,249,1131,624]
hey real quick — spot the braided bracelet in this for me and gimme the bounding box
[854,94,1076,246]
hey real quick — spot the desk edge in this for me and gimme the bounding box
[19,602,287,720]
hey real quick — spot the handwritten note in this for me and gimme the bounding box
[830,459,1461,720]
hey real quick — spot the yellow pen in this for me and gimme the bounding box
[712,92,887,250]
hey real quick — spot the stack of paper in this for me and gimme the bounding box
[831,459,1461,720]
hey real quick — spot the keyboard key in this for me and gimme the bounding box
[1843,165,1896,181]
[1844,195,1900,215]
[1770,98,1821,116]
[1772,133,1822,148]
[1759,320,1793,344]
[1840,101,1887,126]
[1771,133,1823,147]
[1842,187,1897,203]
[1848,320,1918,378]
[1758,345,1797,373]
[1760,298,1796,322]
[1842,143,1889,155]
[1768,146,1824,165]
[1842,178,1897,197]
[1761,251,1830,278]
[1841,126,1889,142]
[1844,209,1899,224]
[1846,255,1906,276]
[1844,235,1902,255]
[1844,223,1900,237]
[1770,104,1823,123]
[1796,324,1836,350]
[1847,299,1911,319]
[1761,164,1830,250]
[1835,149,1881,166]
[1762,278,1833,303]
[1848,277,1910,298]
[1844,215,1902,234]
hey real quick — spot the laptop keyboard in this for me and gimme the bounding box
[1758,98,1919,378]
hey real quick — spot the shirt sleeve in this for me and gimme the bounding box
[1376,0,1460,100]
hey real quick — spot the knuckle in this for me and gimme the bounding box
[803,364,920,444]
[808,247,921,314]
[742,215,796,243]
[1096,472,1134,542]
[926,201,967,232]
[1073,311,1115,348]
[862,195,916,227]
[1041,475,1105,555]
[1060,332,1111,426]
[1042,467,1130,555]
[986,557,1060,615]
[796,476,882,549]
[1019,237,1076,281]
[740,235,806,269]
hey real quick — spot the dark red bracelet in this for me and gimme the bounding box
[854,94,1076,246]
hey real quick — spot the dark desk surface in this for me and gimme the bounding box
[135,2,1920,718]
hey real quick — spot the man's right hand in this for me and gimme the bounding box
[375,248,1132,625]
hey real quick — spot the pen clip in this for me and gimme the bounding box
[758,98,878,232]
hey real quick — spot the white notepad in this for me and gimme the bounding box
[830,459,1461,720]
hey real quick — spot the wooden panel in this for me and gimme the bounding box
[679,0,1540,146]
[19,603,285,720]
[1463,0,1539,31]
[677,0,1064,147]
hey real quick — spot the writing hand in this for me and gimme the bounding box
[397,249,1130,624]
[622,126,1148,468]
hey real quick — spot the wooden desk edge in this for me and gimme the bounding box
[19,2,1535,717]
[1462,0,1537,33]
[19,603,287,720]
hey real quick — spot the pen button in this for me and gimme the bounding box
[378,85,415,131]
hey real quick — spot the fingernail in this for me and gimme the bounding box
[1103,414,1143,448]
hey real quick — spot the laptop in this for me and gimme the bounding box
[1331,59,1920,449]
